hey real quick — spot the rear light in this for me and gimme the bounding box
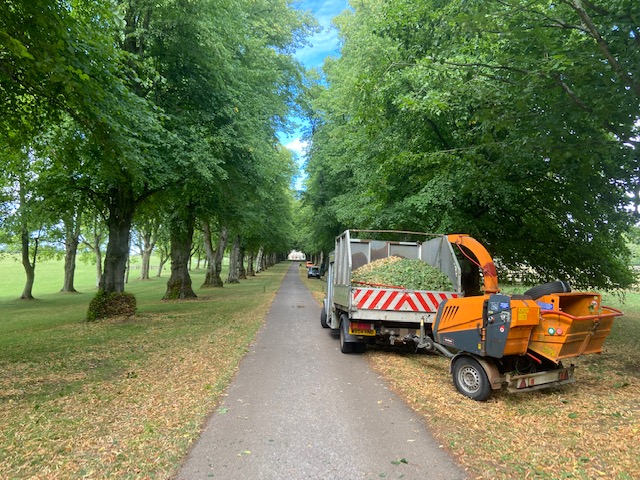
[351,322,374,330]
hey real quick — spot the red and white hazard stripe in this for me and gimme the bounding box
[353,288,458,312]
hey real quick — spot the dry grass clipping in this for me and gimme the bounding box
[367,341,639,479]
[0,306,274,479]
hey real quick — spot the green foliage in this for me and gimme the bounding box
[626,227,640,266]
[351,256,453,291]
[1,0,316,298]
[86,290,137,321]
[303,0,639,290]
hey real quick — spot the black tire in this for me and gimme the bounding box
[523,280,571,300]
[452,356,492,401]
[320,307,329,329]
[353,342,366,354]
[339,315,354,354]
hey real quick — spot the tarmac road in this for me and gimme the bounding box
[176,263,468,480]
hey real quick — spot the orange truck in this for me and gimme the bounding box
[321,230,622,400]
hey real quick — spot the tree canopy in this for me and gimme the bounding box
[1,0,315,307]
[302,0,639,289]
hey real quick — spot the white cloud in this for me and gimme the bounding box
[285,138,309,157]
[295,29,341,67]
[294,0,349,68]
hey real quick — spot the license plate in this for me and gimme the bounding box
[349,327,376,336]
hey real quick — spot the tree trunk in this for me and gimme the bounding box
[202,222,227,287]
[163,210,197,299]
[61,212,81,293]
[99,187,135,294]
[82,215,105,289]
[255,246,264,273]
[156,245,169,277]
[18,171,37,300]
[20,227,36,300]
[265,253,272,268]
[238,243,247,279]
[246,250,255,276]
[195,248,202,269]
[226,235,241,284]
[140,230,155,280]
[94,233,103,288]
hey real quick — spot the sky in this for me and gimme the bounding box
[281,0,350,187]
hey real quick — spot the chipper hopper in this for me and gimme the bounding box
[529,292,622,363]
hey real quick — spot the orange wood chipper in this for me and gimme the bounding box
[432,234,623,400]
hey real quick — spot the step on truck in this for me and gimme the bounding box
[321,229,623,401]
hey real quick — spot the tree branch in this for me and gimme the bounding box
[493,0,588,33]
[552,75,593,113]
[564,0,640,97]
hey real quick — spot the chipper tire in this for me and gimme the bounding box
[452,356,492,401]
[523,280,571,300]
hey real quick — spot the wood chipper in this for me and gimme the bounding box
[432,234,623,400]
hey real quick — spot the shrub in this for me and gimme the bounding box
[87,291,137,321]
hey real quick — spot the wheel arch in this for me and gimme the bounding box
[451,353,502,391]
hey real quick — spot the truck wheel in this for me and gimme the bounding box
[320,308,329,328]
[353,342,366,354]
[452,356,492,401]
[523,280,571,300]
[339,316,354,354]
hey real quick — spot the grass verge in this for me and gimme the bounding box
[301,271,639,479]
[0,261,289,479]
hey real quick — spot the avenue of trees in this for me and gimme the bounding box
[1,0,315,315]
[301,0,640,290]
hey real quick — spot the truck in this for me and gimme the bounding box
[321,229,623,401]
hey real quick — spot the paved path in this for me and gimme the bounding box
[176,263,467,480]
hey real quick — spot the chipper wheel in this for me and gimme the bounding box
[451,355,493,401]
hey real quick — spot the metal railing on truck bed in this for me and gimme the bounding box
[330,230,463,321]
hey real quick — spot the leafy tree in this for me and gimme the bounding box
[202,220,228,288]
[304,0,638,289]
[2,0,169,311]
[131,199,164,281]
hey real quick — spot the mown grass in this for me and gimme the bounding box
[302,272,639,479]
[3,260,638,479]
[0,256,288,479]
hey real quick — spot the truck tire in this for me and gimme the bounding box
[523,280,571,300]
[320,307,329,328]
[339,315,354,354]
[354,342,366,354]
[452,356,492,401]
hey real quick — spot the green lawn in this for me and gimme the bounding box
[0,256,288,479]
[1,259,638,479]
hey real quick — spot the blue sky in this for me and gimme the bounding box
[281,0,349,185]
[294,0,349,69]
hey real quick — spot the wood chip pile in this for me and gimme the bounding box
[351,256,453,291]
